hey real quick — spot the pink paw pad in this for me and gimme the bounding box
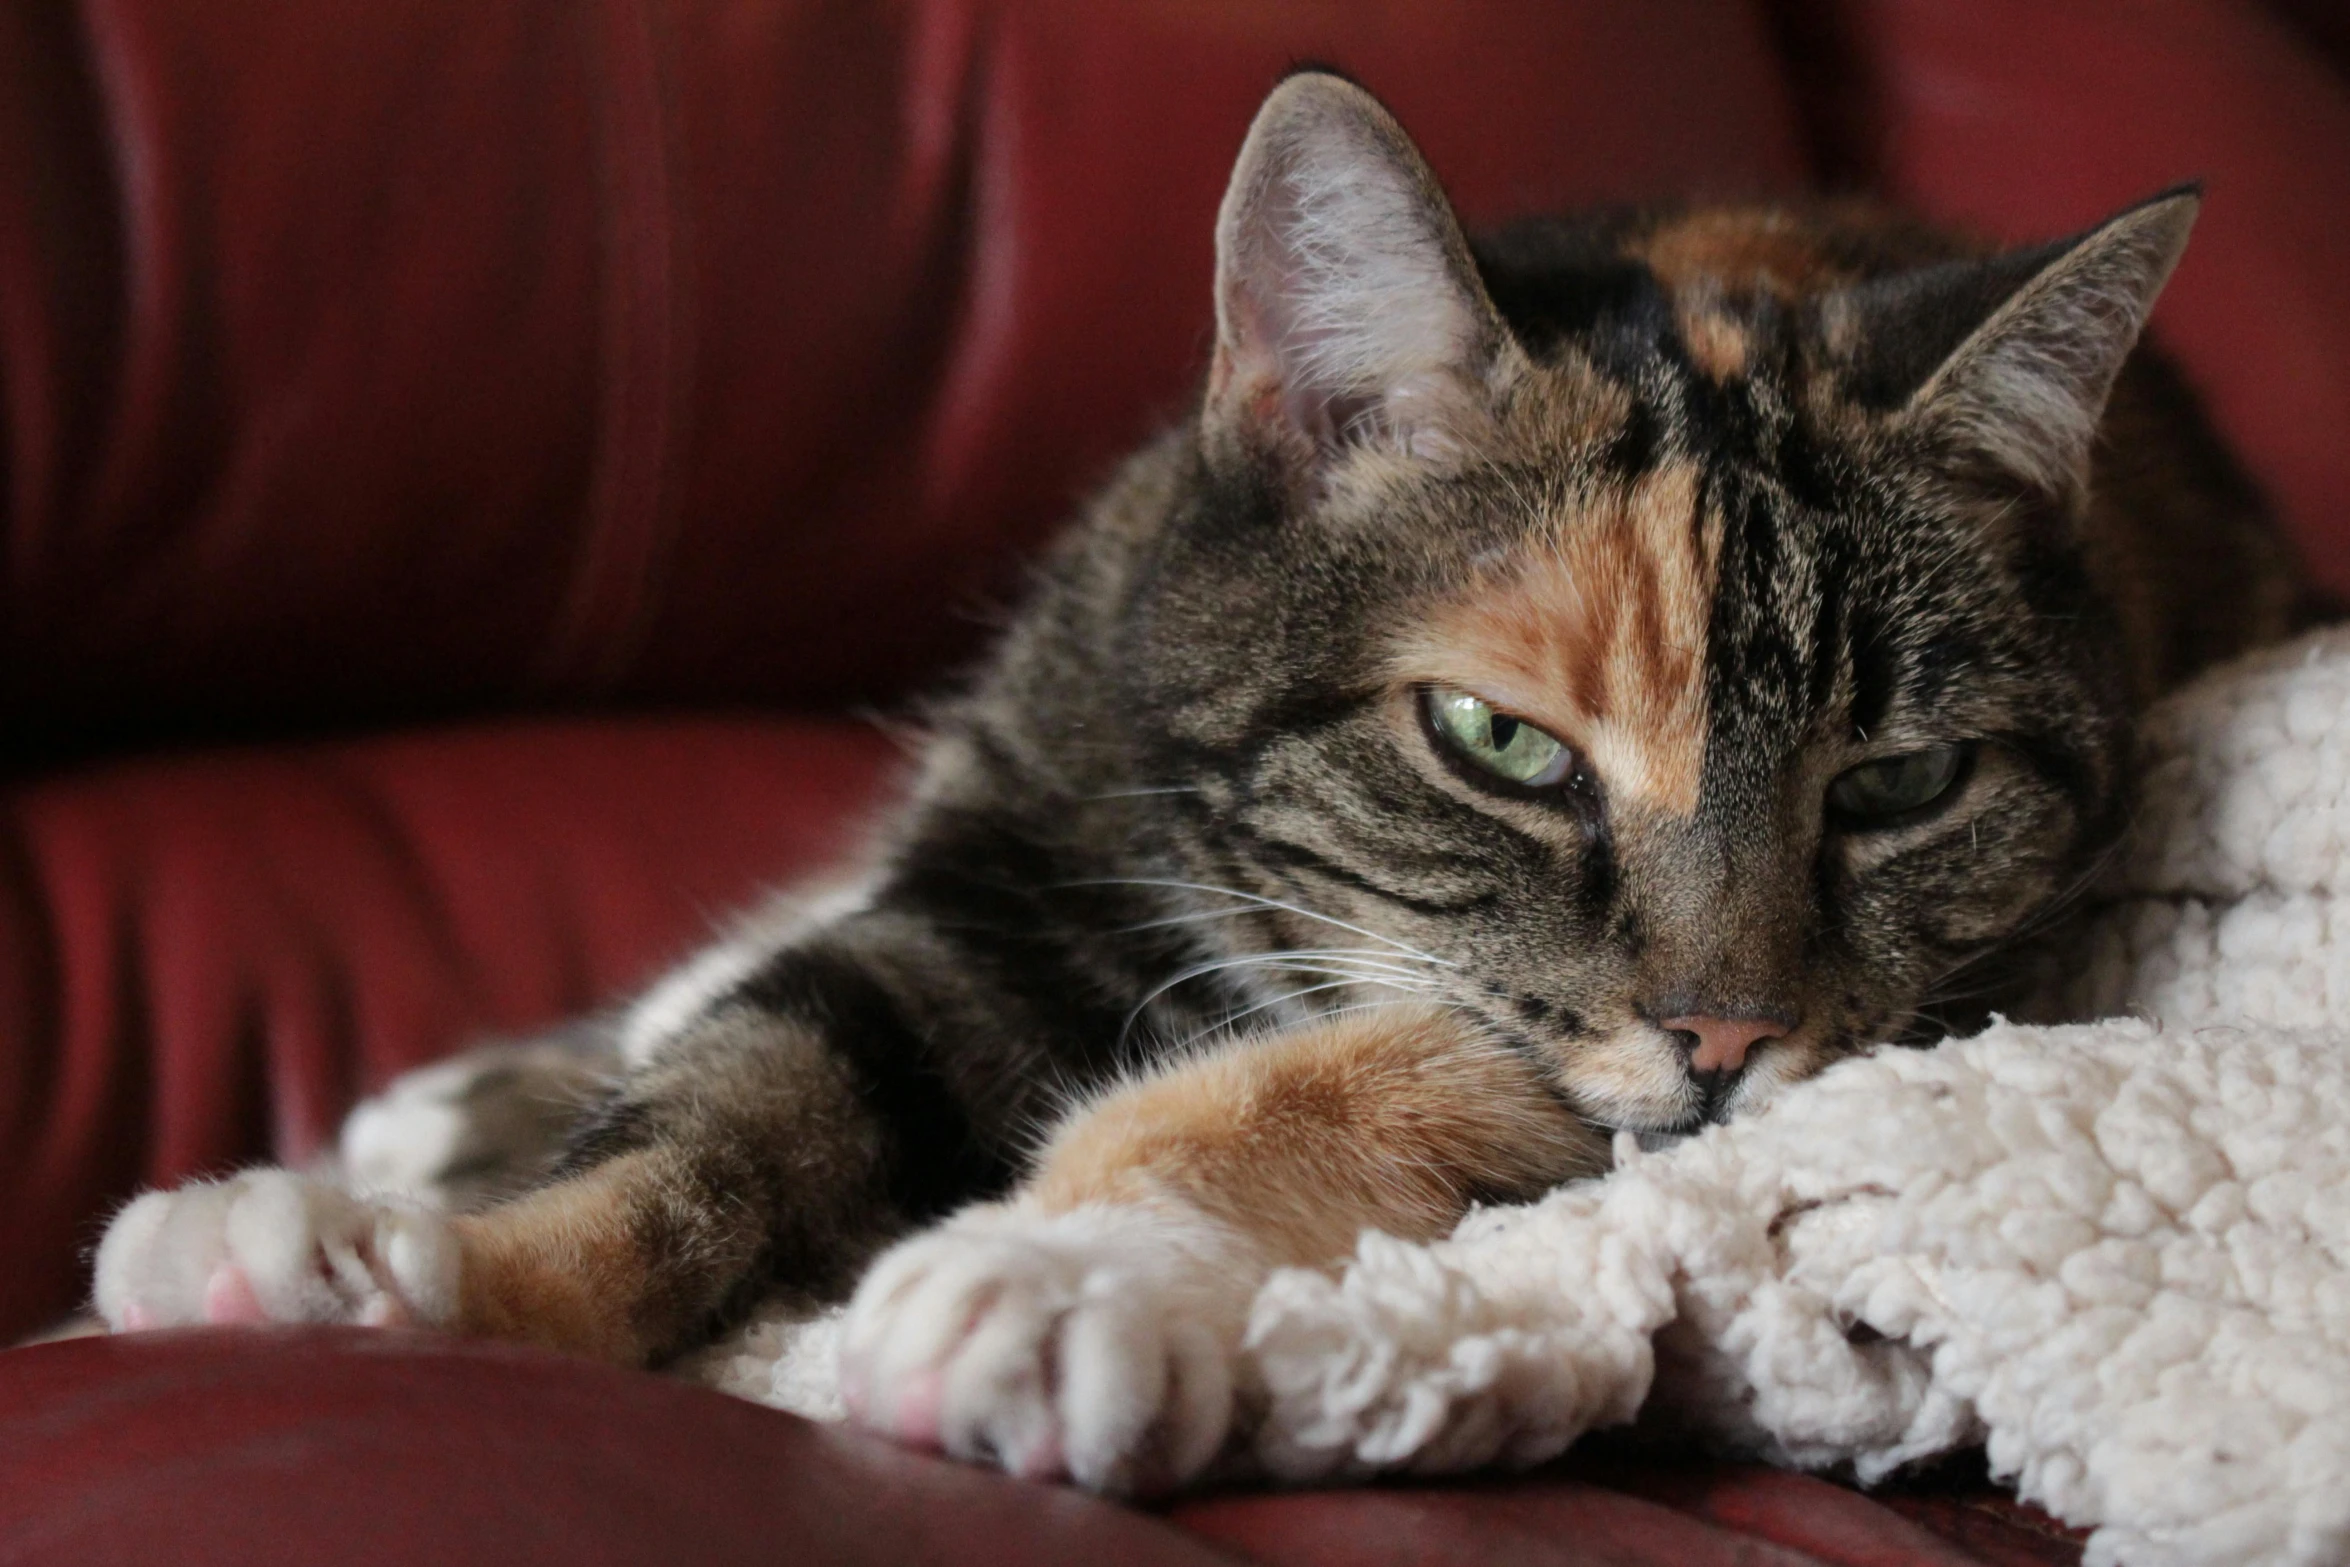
[1012,1431,1066,1482]
[202,1263,269,1325]
[839,1363,871,1422]
[891,1371,947,1449]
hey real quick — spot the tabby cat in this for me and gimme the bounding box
[95,73,2294,1493]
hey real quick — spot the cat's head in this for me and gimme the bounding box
[1126,73,2199,1134]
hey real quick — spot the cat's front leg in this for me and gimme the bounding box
[95,941,959,1363]
[838,1005,1602,1493]
[92,1028,618,1337]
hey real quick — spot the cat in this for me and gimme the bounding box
[92,71,2296,1495]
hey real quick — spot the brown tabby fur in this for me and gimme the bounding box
[178,76,2309,1382]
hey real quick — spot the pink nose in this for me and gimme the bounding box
[1662,1015,1788,1076]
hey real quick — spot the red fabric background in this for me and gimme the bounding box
[0,1329,2092,1566]
[0,0,1809,756]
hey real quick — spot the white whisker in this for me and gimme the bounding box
[1117,907,1450,971]
[1116,947,1440,1051]
[1218,976,1410,1027]
[1176,994,1459,1055]
[1193,946,1442,979]
[1070,877,1459,967]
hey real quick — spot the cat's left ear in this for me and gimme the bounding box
[1833,188,2199,496]
[1205,72,1520,477]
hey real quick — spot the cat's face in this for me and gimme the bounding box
[1128,76,2190,1133]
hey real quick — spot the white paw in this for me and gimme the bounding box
[93,1170,461,1333]
[337,1031,614,1208]
[838,1201,1261,1495]
[337,1064,482,1202]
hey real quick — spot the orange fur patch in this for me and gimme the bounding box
[1635,209,1855,298]
[1677,303,1750,382]
[1028,1007,1599,1266]
[1399,464,1717,815]
[453,1152,676,1364]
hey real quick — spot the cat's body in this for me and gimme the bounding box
[96,76,2295,1494]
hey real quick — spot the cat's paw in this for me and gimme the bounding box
[94,1170,462,1333]
[838,1201,1260,1495]
[337,1027,617,1209]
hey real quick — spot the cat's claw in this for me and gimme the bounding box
[838,1200,1258,1495]
[94,1170,462,1333]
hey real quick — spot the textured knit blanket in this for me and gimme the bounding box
[696,627,2350,1567]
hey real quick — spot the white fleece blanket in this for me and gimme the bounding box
[697,628,2350,1567]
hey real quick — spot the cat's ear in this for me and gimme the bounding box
[1205,73,1517,475]
[1833,188,2199,495]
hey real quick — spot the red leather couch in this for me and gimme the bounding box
[3,3,2346,1561]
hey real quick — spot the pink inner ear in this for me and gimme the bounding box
[1218,282,1439,458]
[1218,284,1321,443]
[1217,180,1426,455]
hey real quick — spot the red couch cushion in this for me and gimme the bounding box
[0,717,895,1338]
[0,0,1809,758]
[0,1329,1232,1567]
[0,1329,2081,1566]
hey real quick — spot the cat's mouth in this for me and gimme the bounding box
[1559,1014,1856,1142]
[1543,1018,1728,1139]
[1598,1106,1714,1146]
[1591,1096,1751,1151]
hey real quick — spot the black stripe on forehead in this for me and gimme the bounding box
[1844,603,1896,739]
[1697,463,1868,821]
[1603,398,1660,477]
[1801,521,1868,716]
[1475,218,1666,358]
[1705,471,1817,708]
[1659,337,1773,465]
[1707,482,1977,758]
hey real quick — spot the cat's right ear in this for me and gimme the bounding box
[1829,189,2200,499]
[1204,73,1519,481]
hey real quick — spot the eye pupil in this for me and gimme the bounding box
[1422,687,1575,790]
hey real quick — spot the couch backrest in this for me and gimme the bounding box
[0,0,1818,761]
[10,2,2345,768]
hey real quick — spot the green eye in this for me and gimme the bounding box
[1828,745,1967,820]
[1423,687,1576,789]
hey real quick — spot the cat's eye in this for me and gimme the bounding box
[1421,687,1579,790]
[1827,744,1967,821]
